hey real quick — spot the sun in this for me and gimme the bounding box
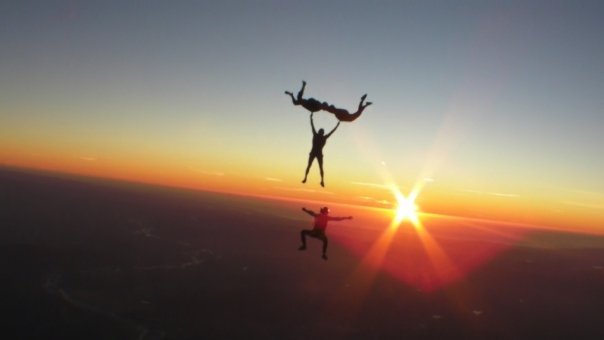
[393,190,419,224]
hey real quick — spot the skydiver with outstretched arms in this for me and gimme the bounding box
[299,206,352,260]
[285,80,372,122]
[302,112,339,187]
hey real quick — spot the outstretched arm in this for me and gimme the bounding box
[325,121,340,138]
[302,207,316,216]
[329,215,353,221]
[310,113,317,135]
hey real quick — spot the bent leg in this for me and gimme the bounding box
[300,230,310,249]
[359,94,372,113]
[358,94,367,109]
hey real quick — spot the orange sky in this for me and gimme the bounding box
[2,142,602,236]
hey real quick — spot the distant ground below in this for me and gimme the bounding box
[1,167,603,339]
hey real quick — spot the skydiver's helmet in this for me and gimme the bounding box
[320,207,330,214]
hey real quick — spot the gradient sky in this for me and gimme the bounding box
[1,1,603,231]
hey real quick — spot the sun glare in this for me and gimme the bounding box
[393,189,420,225]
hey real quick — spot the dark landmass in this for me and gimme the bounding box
[1,167,603,339]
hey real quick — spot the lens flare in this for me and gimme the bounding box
[394,192,418,224]
[391,187,420,225]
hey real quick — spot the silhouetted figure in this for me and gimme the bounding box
[285,81,372,122]
[285,80,324,113]
[299,207,352,260]
[303,112,339,187]
[322,93,372,122]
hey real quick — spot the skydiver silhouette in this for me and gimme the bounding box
[285,80,372,122]
[299,206,352,260]
[284,80,323,113]
[303,112,339,187]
